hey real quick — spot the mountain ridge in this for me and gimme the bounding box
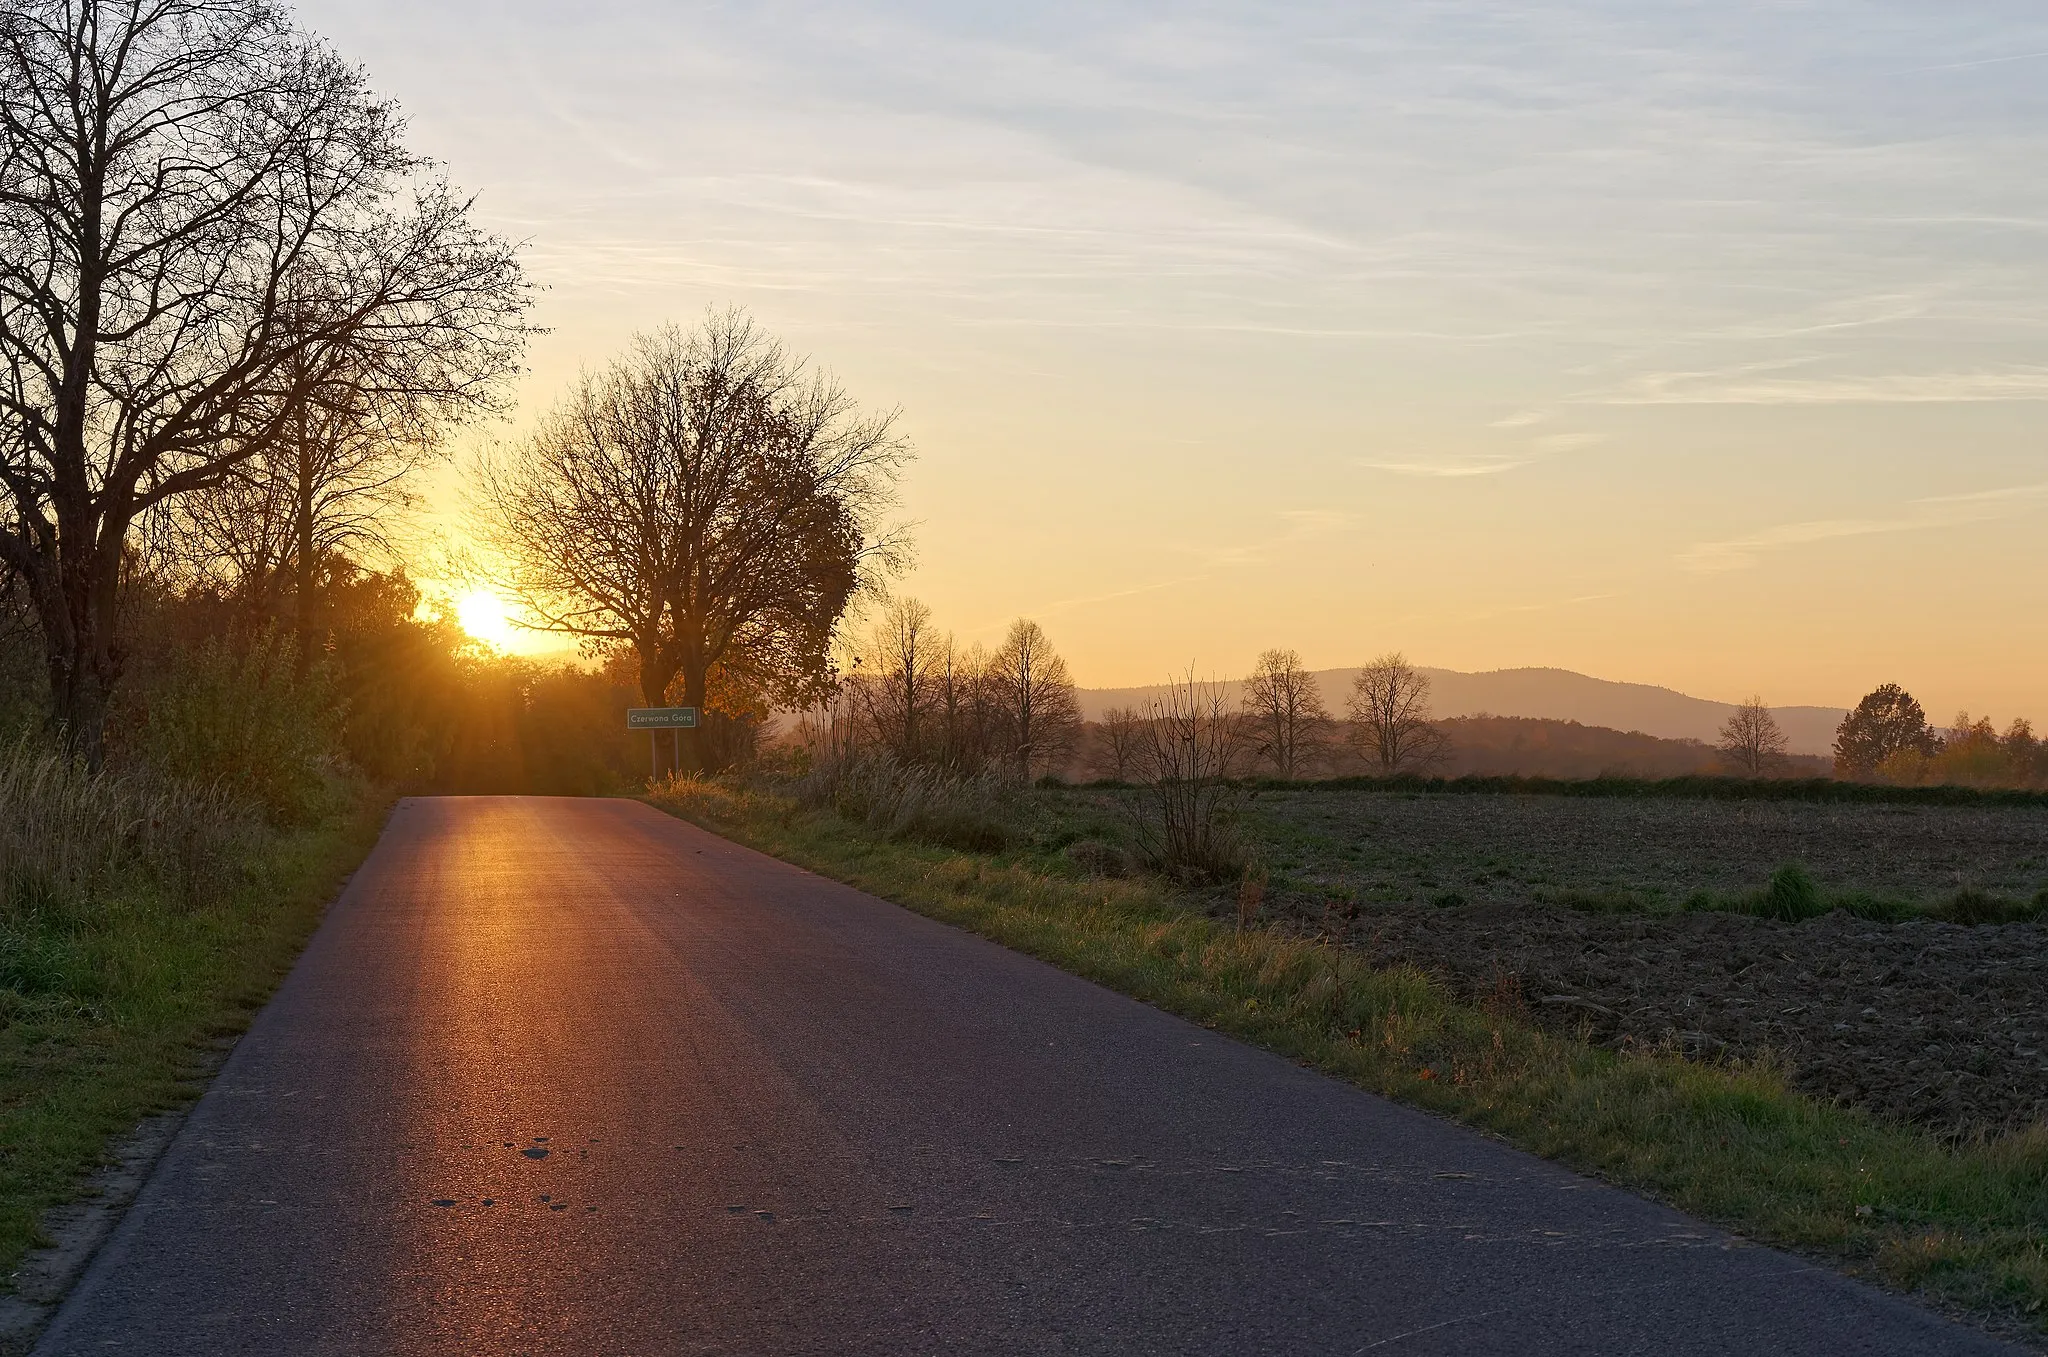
[1076,665,1847,757]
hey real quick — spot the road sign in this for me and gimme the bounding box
[628,707,699,729]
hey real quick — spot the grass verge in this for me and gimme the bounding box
[648,778,2048,1343]
[0,792,387,1278]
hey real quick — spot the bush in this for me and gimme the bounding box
[1064,839,1131,878]
[132,632,339,823]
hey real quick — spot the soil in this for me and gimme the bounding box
[1060,788,2048,1136]
[1242,791,2048,907]
[1292,896,2048,1138]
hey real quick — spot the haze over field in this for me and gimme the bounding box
[298,0,2048,720]
[1078,667,1849,755]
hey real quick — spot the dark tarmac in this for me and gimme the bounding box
[36,797,2019,1355]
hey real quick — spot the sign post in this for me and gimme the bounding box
[628,707,699,779]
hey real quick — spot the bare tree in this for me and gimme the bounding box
[932,635,999,771]
[852,597,943,762]
[0,0,531,755]
[478,312,908,770]
[1093,704,1144,781]
[1717,695,1788,776]
[983,619,1081,779]
[1242,648,1330,779]
[1347,651,1449,775]
[166,339,482,665]
[1129,671,1248,881]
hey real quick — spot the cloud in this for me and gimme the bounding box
[1680,481,2048,572]
[1361,457,1531,478]
[1590,368,2048,407]
[1532,432,1603,452]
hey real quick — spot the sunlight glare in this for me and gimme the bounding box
[456,589,517,650]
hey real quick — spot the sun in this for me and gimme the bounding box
[455,589,517,649]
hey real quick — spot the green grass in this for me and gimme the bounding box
[648,778,2048,1342]
[0,794,387,1276]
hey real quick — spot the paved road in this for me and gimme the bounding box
[39,797,2015,1355]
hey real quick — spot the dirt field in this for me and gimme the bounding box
[1058,787,2048,1136]
[1241,789,2048,908]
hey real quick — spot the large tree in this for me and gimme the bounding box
[1717,695,1788,776]
[0,0,529,754]
[1833,683,1933,779]
[480,312,908,771]
[1242,647,1329,779]
[984,618,1080,778]
[166,336,508,667]
[1347,651,1449,775]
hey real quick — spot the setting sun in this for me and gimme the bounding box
[455,589,517,650]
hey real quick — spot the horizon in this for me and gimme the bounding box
[304,0,2048,722]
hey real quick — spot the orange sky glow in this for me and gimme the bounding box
[314,1,2048,722]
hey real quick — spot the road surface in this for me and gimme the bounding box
[38,797,2016,1354]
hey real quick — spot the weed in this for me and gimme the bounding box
[1939,889,2046,927]
[1753,863,1827,922]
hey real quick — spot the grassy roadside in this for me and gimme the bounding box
[0,792,389,1278]
[648,779,2048,1344]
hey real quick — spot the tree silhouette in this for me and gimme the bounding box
[0,0,530,757]
[1717,696,1788,776]
[1833,683,1933,779]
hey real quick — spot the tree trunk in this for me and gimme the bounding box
[34,524,124,767]
[637,652,684,779]
[678,666,708,775]
[293,418,320,672]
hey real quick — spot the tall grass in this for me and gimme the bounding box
[782,749,1024,851]
[0,738,253,915]
[0,733,379,1281]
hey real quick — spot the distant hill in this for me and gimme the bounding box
[1076,665,1846,756]
[1432,715,1831,780]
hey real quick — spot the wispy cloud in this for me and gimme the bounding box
[1361,457,1530,478]
[1590,367,2048,407]
[1198,507,1359,565]
[1681,482,2048,572]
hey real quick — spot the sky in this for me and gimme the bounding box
[297,0,2048,719]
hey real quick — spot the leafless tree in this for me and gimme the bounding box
[0,0,531,755]
[1129,671,1248,881]
[1347,651,1449,775]
[1718,695,1788,776]
[984,618,1081,779]
[477,312,908,769]
[165,340,475,664]
[1242,648,1330,779]
[1092,704,1145,781]
[851,597,943,761]
[931,635,998,771]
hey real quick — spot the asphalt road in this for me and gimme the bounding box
[38,797,2018,1355]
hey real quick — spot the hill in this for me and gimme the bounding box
[1077,665,1845,756]
[1430,715,1831,780]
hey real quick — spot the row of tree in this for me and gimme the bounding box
[1094,650,1451,781]
[1833,684,2048,789]
[801,599,1084,778]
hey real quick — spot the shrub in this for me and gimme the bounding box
[133,632,339,823]
[1064,840,1131,878]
